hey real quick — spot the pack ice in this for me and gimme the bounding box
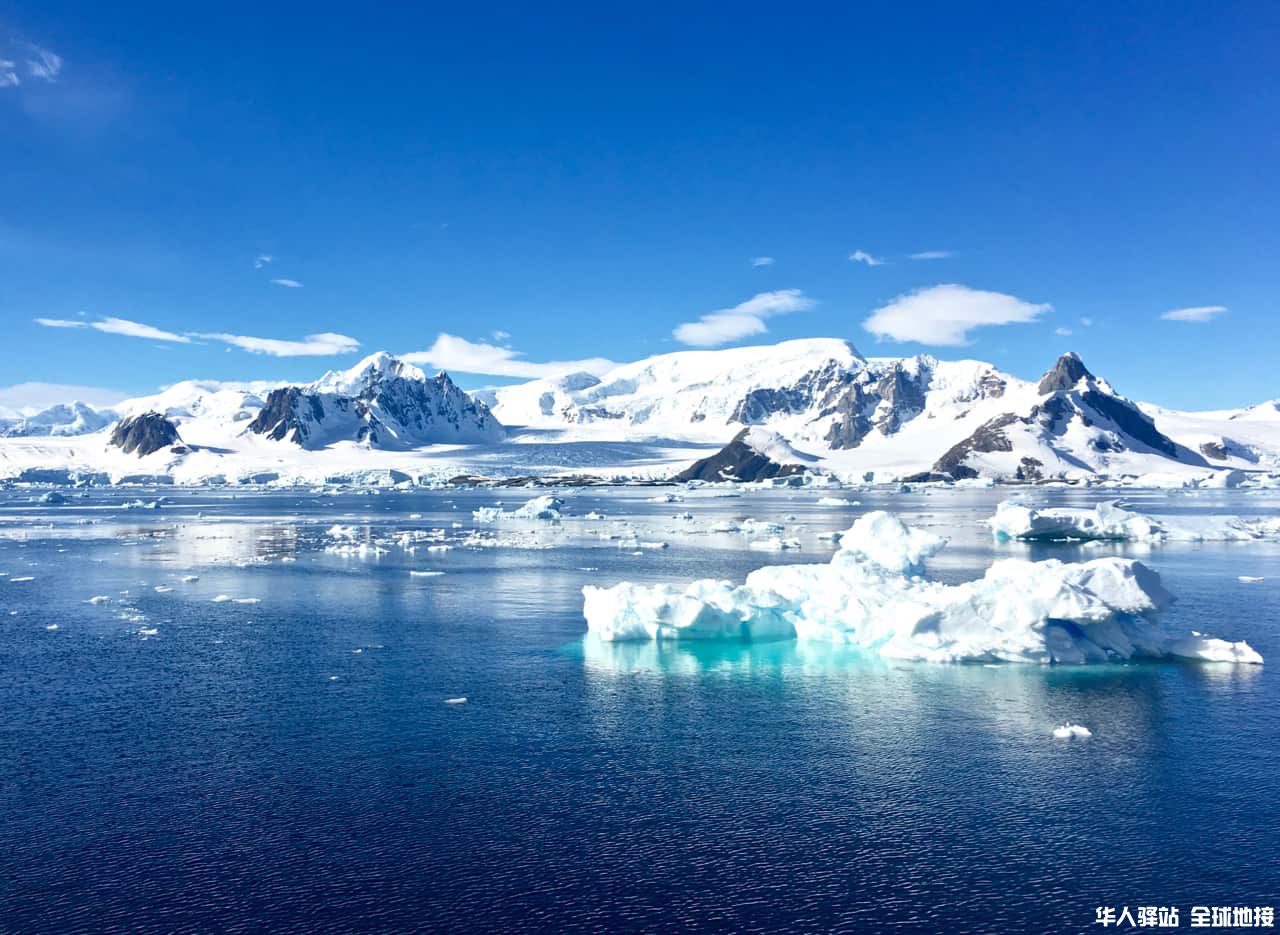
[582,511,1263,665]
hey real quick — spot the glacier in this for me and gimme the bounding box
[581,511,1263,665]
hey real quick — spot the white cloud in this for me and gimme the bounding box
[1055,327,1073,336]
[403,333,614,379]
[909,250,954,260]
[863,284,1050,346]
[26,46,62,81]
[254,254,273,269]
[849,249,884,267]
[0,381,129,412]
[270,278,303,288]
[0,68,17,88]
[93,316,192,343]
[1161,305,1226,323]
[194,332,360,357]
[1080,317,1093,327]
[672,289,815,347]
[491,330,511,342]
[751,256,775,267]
[35,315,191,343]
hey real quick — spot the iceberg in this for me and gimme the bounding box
[582,511,1263,665]
[989,499,1280,543]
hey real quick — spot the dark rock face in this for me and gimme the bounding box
[1037,352,1092,394]
[932,413,1020,478]
[1079,389,1179,457]
[873,363,929,435]
[729,359,851,425]
[1200,441,1229,460]
[248,388,328,445]
[673,429,808,483]
[109,412,182,457]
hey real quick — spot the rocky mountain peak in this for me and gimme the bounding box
[1037,352,1093,394]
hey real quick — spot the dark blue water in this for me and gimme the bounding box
[2,486,1278,933]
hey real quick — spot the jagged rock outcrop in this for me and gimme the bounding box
[674,428,811,483]
[109,412,182,457]
[248,353,504,450]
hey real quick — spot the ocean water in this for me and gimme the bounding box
[1,485,1278,933]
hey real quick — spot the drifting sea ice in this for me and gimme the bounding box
[989,499,1280,543]
[1053,724,1092,739]
[473,496,564,523]
[582,511,1263,666]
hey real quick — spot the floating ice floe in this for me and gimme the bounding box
[989,499,1280,543]
[748,537,802,552]
[816,497,859,507]
[1053,724,1092,739]
[86,595,111,605]
[472,495,564,523]
[181,575,199,583]
[444,696,467,705]
[1239,576,1264,583]
[409,570,445,577]
[582,511,1262,665]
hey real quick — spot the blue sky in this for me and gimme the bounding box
[1,1,1276,410]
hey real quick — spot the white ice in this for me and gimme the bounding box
[1052,724,1092,739]
[582,511,1263,665]
[989,499,1280,543]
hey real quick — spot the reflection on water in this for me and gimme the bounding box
[0,484,1278,933]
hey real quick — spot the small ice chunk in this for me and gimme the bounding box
[181,575,200,583]
[817,497,858,506]
[212,595,233,603]
[1239,576,1264,583]
[233,598,260,605]
[409,570,445,577]
[45,623,58,631]
[1052,724,1093,739]
[153,585,173,593]
[87,595,112,605]
[444,696,467,705]
[10,576,34,583]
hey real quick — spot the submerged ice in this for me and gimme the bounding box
[582,511,1263,665]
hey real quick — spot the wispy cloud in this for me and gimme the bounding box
[909,250,954,260]
[194,331,359,357]
[1161,305,1226,323]
[751,256,775,267]
[863,284,1050,346]
[35,315,191,343]
[270,278,303,288]
[672,289,815,348]
[1055,327,1073,336]
[1080,317,1094,327]
[254,254,273,269]
[403,334,614,379]
[849,249,884,267]
[0,41,63,88]
[491,330,511,342]
[25,45,62,81]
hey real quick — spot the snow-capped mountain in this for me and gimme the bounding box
[0,401,118,437]
[248,352,503,449]
[930,353,1202,481]
[1,340,1277,485]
